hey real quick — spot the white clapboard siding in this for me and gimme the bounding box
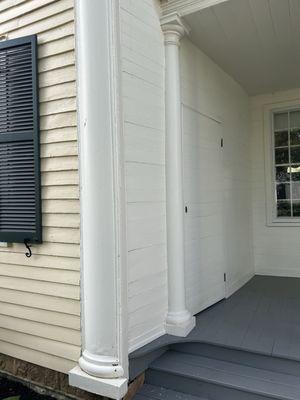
[0,342,76,374]
[0,288,80,315]
[42,199,80,214]
[40,82,76,103]
[39,66,76,88]
[120,0,168,353]
[0,242,80,258]
[0,1,27,13]
[41,127,78,144]
[0,0,80,374]
[0,303,80,330]
[42,171,79,187]
[0,252,79,270]
[0,264,79,285]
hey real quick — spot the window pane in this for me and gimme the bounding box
[291,146,300,163]
[276,183,290,199]
[290,165,300,181]
[277,201,291,217]
[274,112,288,130]
[290,110,300,128]
[276,166,290,182]
[292,181,300,200]
[275,131,288,147]
[275,147,289,164]
[290,129,300,145]
[293,201,300,216]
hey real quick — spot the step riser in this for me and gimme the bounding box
[171,343,300,377]
[130,347,168,380]
[146,370,278,400]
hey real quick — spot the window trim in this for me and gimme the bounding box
[264,100,300,226]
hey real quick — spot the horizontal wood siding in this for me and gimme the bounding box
[0,0,79,374]
[120,0,168,352]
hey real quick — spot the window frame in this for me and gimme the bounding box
[264,101,300,226]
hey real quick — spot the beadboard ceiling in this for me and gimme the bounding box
[185,0,300,95]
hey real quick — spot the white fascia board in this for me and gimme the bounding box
[69,367,127,400]
[161,0,230,17]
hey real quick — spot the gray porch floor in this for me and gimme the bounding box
[132,275,300,362]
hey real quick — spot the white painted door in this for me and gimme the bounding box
[183,105,226,316]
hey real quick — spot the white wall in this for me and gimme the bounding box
[120,1,255,352]
[251,88,300,277]
[180,38,254,298]
[119,0,167,352]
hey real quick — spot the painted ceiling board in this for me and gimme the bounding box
[185,0,300,95]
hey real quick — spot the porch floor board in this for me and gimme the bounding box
[132,275,300,362]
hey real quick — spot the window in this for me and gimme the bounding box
[0,35,42,243]
[273,110,300,219]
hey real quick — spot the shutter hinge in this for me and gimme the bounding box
[221,138,224,148]
[224,273,227,282]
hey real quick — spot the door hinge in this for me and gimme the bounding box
[224,273,227,282]
[185,206,188,213]
[221,138,224,148]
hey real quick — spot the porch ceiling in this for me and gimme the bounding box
[185,0,300,95]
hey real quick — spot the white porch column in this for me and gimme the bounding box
[161,16,196,337]
[69,0,128,399]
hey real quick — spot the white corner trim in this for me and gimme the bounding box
[161,0,230,17]
[69,366,127,400]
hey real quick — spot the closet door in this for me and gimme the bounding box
[183,105,226,315]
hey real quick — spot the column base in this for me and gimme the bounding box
[165,310,196,337]
[69,366,127,400]
[78,350,124,379]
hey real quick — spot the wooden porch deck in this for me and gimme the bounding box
[131,276,300,399]
[132,275,300,363]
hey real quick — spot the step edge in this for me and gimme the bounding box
[148,361,300,400]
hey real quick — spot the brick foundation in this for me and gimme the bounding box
[0,354,106,400]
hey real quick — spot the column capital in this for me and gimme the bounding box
[161,12,190,45]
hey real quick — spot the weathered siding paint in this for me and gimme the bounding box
[120,0,168,352]
[180,38,254,306]
[0,0,79,374]
[251,88,300,277]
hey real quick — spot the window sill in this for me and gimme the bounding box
[267,218,300,227]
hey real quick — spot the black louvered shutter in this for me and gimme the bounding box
[0,35,42,243]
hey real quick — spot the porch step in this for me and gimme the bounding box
[134,384,207,399]
[146,350,300,399]
[171,342,300,377]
